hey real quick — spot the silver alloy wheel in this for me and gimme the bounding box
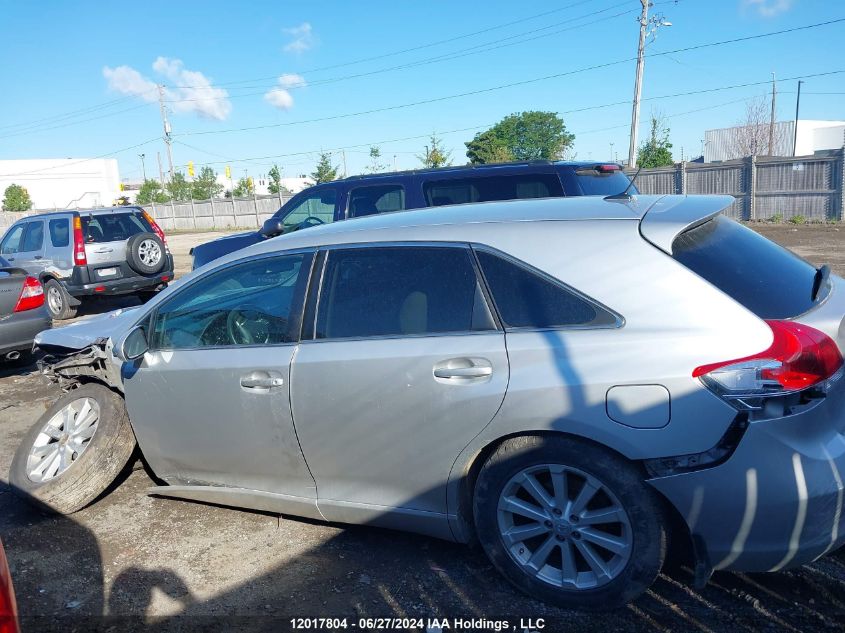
[138,239,162,267]
[26,397,100,483]
[47,284,63,315]
[497,464,632,590]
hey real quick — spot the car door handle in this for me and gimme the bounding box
[434,366,493,379]
[33,255,43,260]
[240,371,284,390]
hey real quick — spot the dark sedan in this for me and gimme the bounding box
[0,256,51,364]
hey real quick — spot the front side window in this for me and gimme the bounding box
[0,225,25,255]
[423,174,563,207]
[316,246,495,339]
[475,249,617,329]
[282,188,337,228]
[49,219,70,248]
[152,253,309,349]
[348,184,405,218]
[21,221,44,252]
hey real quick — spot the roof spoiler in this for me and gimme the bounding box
[639,195,735,254]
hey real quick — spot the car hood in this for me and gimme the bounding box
[34,306,142,351]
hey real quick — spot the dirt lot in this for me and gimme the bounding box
[2,225,845,632]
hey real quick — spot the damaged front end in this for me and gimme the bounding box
[38,338,124,393]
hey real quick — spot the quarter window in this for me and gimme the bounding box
[348,184,405,218]
[49,219,70,248]
[152,254,309,349]
[282,188,337,228]
[316,246,495,339]
[475,249,616,328]
[423,174,563,207]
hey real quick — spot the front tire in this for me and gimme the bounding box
[473,435,666,610]
[9,383,136,514]
[44,278,78,320]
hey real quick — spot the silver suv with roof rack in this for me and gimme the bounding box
[0,206,174,319]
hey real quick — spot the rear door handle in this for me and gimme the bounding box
[240,370,284,390]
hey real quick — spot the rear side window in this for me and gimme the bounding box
[348,185,405,218]
[49,219,70,248]
[21,222,44,251]
[423,174,563,207]
[316,246,495,339]
[81,212,151,243]
[672,215,824,319]
[476,249,616,328]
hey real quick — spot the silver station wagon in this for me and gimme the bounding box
[10,194,845,609]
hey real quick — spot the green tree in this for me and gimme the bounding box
[191,166,224,200]
[367,146,388,173]
[135,179,170,204]
[268,164,283,194]
[417,134,452,168]
[465,111,574,164]
[232,176,255,197]
[637,114,674,168]
[311,152,339,184]
[2,184,33,211]
[166,172,192,201]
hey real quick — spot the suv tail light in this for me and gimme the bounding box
[13,276,44,313]
[73,216,87,265]
[0,540,19,633]
[141,210,167,245]
[693,320,843,406]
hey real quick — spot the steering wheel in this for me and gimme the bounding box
[296,216,325,230]
[227,309,269,345]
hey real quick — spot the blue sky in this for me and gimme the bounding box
[1,0,843,181]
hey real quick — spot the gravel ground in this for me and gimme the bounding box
[2,225,845,632]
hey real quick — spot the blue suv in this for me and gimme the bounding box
[191,160,634,269]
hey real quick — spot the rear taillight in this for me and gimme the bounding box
[13,276,44,313]
[142,210,167,245]
[0,540,19,633]
[73,216,87,265]
[693,320,844,405]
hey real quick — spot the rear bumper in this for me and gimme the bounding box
[0,307,51,356]
[649,378,845,573]
[64,255,174,296]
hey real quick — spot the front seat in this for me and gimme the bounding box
[351,198,379,218]
[399,291,427,335]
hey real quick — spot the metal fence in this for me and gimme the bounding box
[626,149,845,221]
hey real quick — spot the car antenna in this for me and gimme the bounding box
[605,166,641,201]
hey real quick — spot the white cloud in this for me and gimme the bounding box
[102,57,232,121]
[264,74,307,110]
[743,0,793,17]
[283,22,315,53]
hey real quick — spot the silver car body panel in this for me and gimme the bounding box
[29,195,845,571]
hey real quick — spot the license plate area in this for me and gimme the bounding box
[96,267,119,278]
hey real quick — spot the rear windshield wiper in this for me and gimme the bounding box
[811,264,830,301]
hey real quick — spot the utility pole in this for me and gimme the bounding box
[157,152,165,186]
[610,142,615,162]
[138,154,147,181]
[627,0,649,168]
[768,72,777,156]
[792,80,803,157]
[158,84,175,182]
[341,150,348,177]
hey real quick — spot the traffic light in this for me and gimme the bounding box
[119,183,125,191]
[225,165,231,179]
[188,161,195,177]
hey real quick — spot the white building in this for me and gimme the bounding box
[704,120,845,163]
[214,173,314,197]
[0,158,122,210]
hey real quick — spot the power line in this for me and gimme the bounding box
[0,103,153,141]
[0,92,152,133]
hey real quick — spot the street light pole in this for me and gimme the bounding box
[138,154,146,181]
[627,0,649,168]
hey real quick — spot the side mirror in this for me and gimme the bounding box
[260,218,285,238]
[121,327,149,360]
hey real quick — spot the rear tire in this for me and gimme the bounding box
[44,278,77,320]
[473,435,666,610]
[9,382,136,514]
